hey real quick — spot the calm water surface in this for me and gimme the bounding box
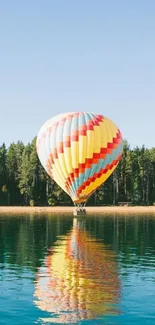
[0,213,155,324]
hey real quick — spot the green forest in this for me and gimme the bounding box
[0,138,155,206]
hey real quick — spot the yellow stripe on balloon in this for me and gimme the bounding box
[52,158,66,184]
[79,135,87,164]
[102,118,118,145]
[107,117,118,137]
[51,162,69,195]
[57,153,69,179]
[93,125,101,153]
[64,147,73,174]
[86,130,94,159]
[99,120,108,147]
[71,142,79,169]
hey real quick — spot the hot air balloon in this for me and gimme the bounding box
[34,218,121,324]
[36,112,123,207]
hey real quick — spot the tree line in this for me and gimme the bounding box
[0,138,155,206]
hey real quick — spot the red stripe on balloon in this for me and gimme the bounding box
[74,153,122,196]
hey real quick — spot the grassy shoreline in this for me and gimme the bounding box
[0,206,155,215]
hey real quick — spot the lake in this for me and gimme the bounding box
[0,213,155,324]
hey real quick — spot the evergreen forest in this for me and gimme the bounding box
[0,138,155,206]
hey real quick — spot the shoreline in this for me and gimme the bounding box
[0,205,155,215]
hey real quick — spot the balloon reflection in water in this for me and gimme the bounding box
[34,219,121,324]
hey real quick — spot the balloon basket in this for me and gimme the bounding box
[73,208,86,216]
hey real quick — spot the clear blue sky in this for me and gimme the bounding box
[0,0,155,148]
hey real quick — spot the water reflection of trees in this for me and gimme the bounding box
[0,215,72,270]
[0,214,155,270]
[86,215,155,269]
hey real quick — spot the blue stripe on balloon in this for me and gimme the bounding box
[63,118,72,137]
[84,112,93,123]
[50,125,56,148]
[79,112,86,126]
[71,114,79,132]
[56,123,64,143]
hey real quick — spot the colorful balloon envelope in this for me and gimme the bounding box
[36,112,123,205]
